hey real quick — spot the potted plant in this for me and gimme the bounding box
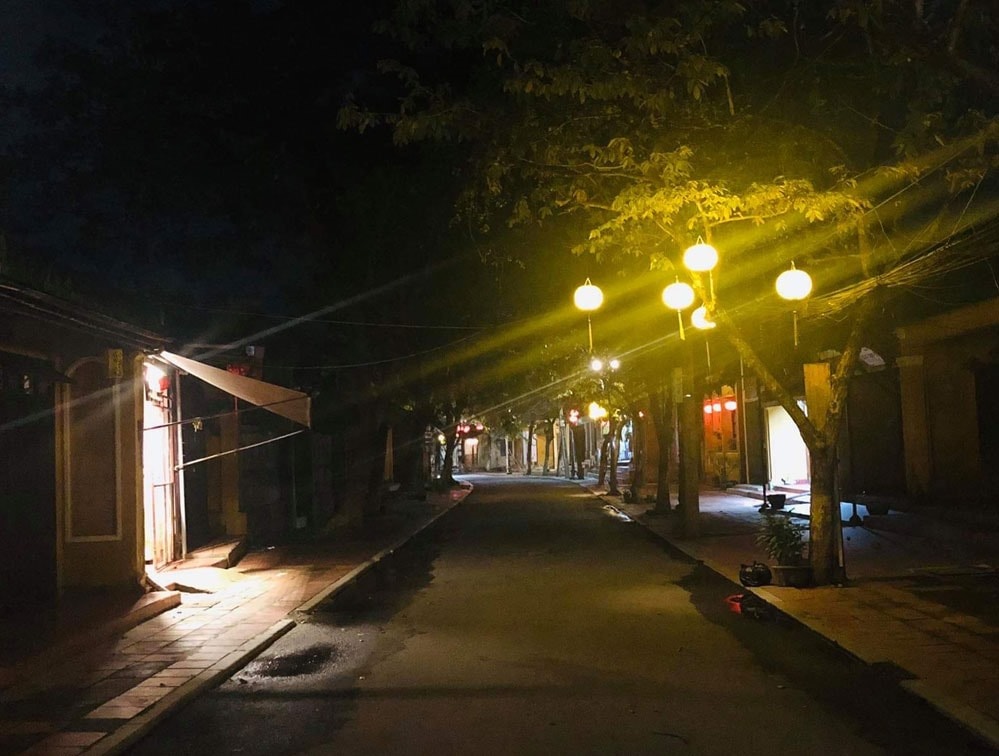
[756,513,812,587]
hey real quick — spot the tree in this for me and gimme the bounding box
[343,0,999,583]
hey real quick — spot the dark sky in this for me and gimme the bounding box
[0,0,605,364]
[1,1,397,315]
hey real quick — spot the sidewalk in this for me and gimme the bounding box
[587,482,999,750]
[0,484,471,756]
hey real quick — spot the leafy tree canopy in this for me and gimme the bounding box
[342,0,999,323]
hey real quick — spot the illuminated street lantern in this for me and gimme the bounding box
[573,279,604,311]
[588,401,608,420]
[775,264,812,301]
[683,241,719,272]
[574,278,604,352]
[775,263,813,347]
[691,305,716,330]
[662,279,696,340]
[591,356,620,373]
[662,279,695,310]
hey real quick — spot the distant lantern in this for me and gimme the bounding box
[661,281,695,310]
[662,279,695,340]
[590,357,604,372]
[683,242,719,272]
[776,263,812,348]
[588,401,608,420]
[691,305,716,330]
[574,279,604,311]
[776,265,812,301]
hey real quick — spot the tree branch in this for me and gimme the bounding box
[823,288,883,448]
[712,308,820,448]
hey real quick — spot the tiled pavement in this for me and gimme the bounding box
[0,485,470,756]
[599,484,999,751]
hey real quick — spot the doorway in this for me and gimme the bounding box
[766,403,809,486]
[143,362,180,568]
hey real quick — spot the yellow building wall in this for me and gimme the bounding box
[58,352,145,592]
[218,411,247,535]
[897,300,999,505]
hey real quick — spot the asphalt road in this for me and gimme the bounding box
[129,475,988,755]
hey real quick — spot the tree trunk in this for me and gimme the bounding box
[647,385,674,513]
[543,418,554,475]
[525,422,535,476]
[678,394,701,537]
[712,290,882,582]
[440,430,458,487]
[808,444,844,585]
[598,427,610,485]
[628,410,645,503]
[573,424,585,479]
[567,420,578,478]
[607,417,621,495]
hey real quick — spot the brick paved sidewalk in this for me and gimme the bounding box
[592,483,999,751]
[0,485,470,756]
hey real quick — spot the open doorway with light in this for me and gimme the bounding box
[766,402,809,487]
[143,360,182,568]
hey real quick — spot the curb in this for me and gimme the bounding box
[89,484,473,755]
[89,618,296,756]
[296,487,471,615]
[578,481,999,752]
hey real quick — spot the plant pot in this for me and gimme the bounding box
[771,564,813,588]
[765,494,786,510]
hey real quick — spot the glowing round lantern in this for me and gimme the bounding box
[573,279,604,311]
[776,266,812,301]
[661,281,695,311]
[691,305,716,330]
[683,242,719,272]
[662,280,695,341]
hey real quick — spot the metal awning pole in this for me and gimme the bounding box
[173,429,306,471]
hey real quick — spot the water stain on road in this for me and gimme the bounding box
[241,644,339,678]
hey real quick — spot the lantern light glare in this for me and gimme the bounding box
[662,281,695,311]
[683,242,719,272]
[145,363,167,394]
[574,280,604,311]
[776,266,812,301]
[588,401,608,420]
[691,305,716,330]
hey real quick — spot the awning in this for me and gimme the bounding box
[159,351,311,428]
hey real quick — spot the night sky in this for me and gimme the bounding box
[5,1,439,340]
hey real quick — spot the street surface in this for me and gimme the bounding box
[129,475,987,755]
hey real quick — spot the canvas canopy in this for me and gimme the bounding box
[159,350,311,428]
